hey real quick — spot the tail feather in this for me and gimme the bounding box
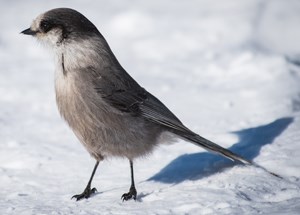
[174,130,283,178]
[180,132,252,165]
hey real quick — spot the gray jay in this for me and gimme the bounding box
[22,8,279,201]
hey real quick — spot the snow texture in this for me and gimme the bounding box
[0,0,300,214]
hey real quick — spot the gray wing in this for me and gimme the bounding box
[95,73,190,133]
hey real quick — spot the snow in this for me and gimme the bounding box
[1,0,300,214]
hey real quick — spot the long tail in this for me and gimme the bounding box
[179,131,252,164]
[175,130,282,178]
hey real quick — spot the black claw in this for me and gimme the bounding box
[72,187,97,201]
[121,187,137,201]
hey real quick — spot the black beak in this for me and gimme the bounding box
[21,28,37,35]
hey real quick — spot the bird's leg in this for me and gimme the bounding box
[72,161,99,201]
[121,160,137,201]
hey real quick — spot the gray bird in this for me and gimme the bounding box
[21,8,278,201]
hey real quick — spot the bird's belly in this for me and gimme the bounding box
[61,101,160,160]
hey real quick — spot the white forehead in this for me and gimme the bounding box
[30,13,45,31]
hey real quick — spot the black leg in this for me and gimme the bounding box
[72,161,99,201]
[121,160,137,201]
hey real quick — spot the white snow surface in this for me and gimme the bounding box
[1,0,300,214]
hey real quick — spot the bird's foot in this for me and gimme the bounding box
[121,186,137,201]
[72,186,97,201]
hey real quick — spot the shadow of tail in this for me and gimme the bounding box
[148,117,294,183]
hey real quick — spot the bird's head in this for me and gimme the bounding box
[21,8,100,47]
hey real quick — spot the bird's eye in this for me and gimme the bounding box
[40,20,52,33]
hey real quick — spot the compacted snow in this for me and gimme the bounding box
[0,0,299,214]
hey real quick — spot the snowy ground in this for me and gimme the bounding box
[1,0,300,214]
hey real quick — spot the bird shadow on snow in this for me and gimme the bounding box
[148,117,293,184]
